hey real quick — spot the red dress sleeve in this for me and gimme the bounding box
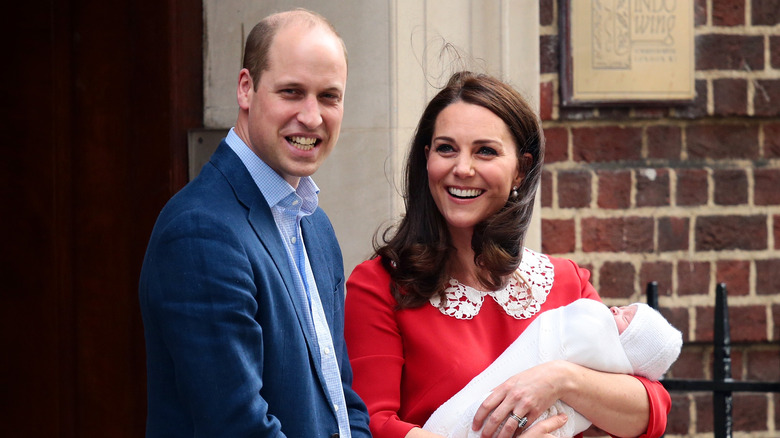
[634,377,671,438]
[345,259,416,438]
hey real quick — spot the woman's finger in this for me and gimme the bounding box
[521,414,568,437]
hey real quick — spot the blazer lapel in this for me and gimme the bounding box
[209,142,322,371]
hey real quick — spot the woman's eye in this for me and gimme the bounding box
[477,146,498,156]
[435,144,455,153]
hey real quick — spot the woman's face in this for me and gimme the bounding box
[425,101,521,235]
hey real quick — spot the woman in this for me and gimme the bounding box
[344,71,670,438]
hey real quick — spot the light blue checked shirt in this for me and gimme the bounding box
[226,128,351,438]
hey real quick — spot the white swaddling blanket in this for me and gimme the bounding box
[422,299,634,438]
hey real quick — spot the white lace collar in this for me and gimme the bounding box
[429,248,554,320]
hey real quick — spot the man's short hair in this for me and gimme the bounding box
[242,8,348,89]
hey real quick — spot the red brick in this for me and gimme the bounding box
[694,394,713,433]
[671,348,706,379]
[557,170,591,208]
[658,216,689,252]
[756,259,780,296]
[696,34,764,71]
[729,349,745,380]
[695,306,715,342]
[539,81,554,121]
[596,170,630,209]
[754,168,780,205]
[640,262,673,297]
[663,307,690,343]
[776,393,780,430]
[695,215,767,251]
[765,123,780,158]
[581,217,654,253]
[732,394,768,432]
[572,127,642,163]
[540,34,558,75]
[636,168,670,207]
[731,305,769,342]
[713,0,745,26]
[713,168,748,205]
[675,169,708,206]
[715,260,749,296]
[772,36,780,70]
[598,262,635,299]
[675,79,708,119]
[543,126,567,162]
[754,80,780,117]
[678,261,710,296]
[539,0,554,26]
[541,170,552,207]
[541,219,575,254]
[776,215,780,250]
[686,124,759,159]
[713,78,747,116]
[774,304,780,341]
[695,0,708,25]
[647,125,681,159]
[746,349,780,381]
[753,0,780,25]
[666,394,690,435]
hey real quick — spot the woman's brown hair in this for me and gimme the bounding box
[375,71,545,308]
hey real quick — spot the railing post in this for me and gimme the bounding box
[646,281,659,310]
[713,283,733,438]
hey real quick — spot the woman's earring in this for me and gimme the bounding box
[511,186,519,199]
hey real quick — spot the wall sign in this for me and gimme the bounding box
[561,0,695,106]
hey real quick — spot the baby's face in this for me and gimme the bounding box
[610,304,638,334]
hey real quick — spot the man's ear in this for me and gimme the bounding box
[236,68,253,110]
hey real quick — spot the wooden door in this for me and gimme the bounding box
[1,0,202,435]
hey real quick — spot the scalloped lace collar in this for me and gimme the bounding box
[429,248,554,320]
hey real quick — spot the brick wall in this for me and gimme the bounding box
[539,0,780,435]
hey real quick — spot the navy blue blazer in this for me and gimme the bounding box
[139,142,371,437]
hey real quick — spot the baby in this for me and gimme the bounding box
[423,298,683,438]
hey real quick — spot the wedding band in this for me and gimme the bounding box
[509,412,528,428]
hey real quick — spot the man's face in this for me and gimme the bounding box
[237,23,347,187]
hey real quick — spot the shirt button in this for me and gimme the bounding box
[290,236,297,244]
[292,199,299,206]
[333,404,339,412]
[324,346,331,356]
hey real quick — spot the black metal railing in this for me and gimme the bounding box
[646,282,780,438]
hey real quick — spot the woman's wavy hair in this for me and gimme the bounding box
[376,71,545,309]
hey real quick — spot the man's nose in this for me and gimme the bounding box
[297,95,323,128]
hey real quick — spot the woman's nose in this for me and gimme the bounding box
[453,156,474,177]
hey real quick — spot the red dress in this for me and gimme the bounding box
[344,252,670,438]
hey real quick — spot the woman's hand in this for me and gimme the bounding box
[472,361,572,438]
[519,414,568,438]
[472,360,650,438]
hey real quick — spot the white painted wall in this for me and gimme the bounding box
[203,0,540,276]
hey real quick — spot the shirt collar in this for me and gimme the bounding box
[225,128,319,214]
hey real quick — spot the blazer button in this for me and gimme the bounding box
[330,434,339,438]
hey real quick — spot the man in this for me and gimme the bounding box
[139,9,370,437]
